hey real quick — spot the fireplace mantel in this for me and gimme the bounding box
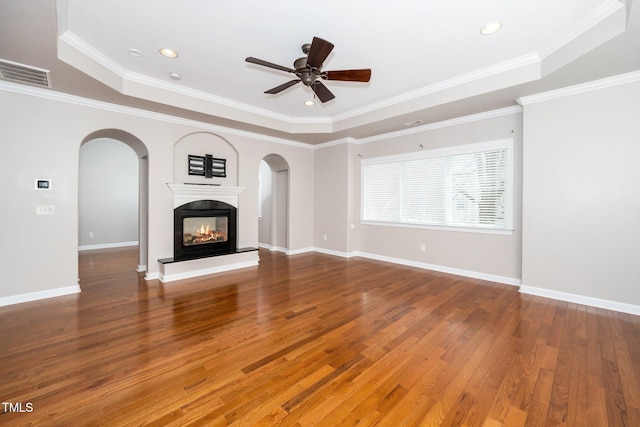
[167,183,245,208]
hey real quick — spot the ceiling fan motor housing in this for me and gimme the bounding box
[294,57,317,86]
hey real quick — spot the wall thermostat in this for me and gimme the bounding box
[35,179,52,190]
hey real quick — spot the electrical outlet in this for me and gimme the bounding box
[89,232,94,238]
[323,234,328,241]
[420,244,426,252]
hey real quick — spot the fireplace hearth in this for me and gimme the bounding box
[174,199,236,261]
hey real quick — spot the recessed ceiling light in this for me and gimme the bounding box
[304,100,315,106]
[128,48,142,57]
[159,48,178,58]
[480,22,503,35]
[169,72,182,81]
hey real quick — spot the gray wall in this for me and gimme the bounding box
[258,160,272,246]
[3,72,640,312]
[0,88,314,302]
[313,111,523,283]
[314,143,350,254]
[521,78,640,306]
[78,138,138,248]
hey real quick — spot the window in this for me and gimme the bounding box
[361,139,513,233]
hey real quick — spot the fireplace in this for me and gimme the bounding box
[174,199,237,261]
[160,184,257,283]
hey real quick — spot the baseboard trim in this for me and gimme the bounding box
[159,260,258,283]
[79,241,138,251]
[286,247,314,256]
[259,243,302,255]
[353,251,521,286]
[313,247,359,258]
[260,244,288,253]
[145,272,160,281]
[519,285,640,316]
[308,248,520,286]
[0,285,81,307]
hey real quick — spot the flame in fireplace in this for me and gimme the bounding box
[184,222,227,246]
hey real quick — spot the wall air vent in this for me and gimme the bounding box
[0,59,51,88]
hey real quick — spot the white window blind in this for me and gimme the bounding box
[362,139,512,231]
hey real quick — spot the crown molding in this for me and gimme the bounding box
[122,68,293,123]
[59,27,538,134]
[538,0,624,60]
[310,106,522,150]
[311,137,354,150]
[334,1,626,126]
[517,70,640,106]
[59,31,127,78]
[58,31,313,133]
[354,106,522,146]
[4,78,520,151]
[333,54,539,123]
[0,80,313,149]
[52,0,628,137]
[60,27,535,132]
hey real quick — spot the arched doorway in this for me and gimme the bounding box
[78,130,149,276]
[258,154,290,253]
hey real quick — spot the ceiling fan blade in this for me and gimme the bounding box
[312,81,335,103]
[265,79,300,94]
[245,57,295,73]
[324,69,371,82]
[306,37,334,69]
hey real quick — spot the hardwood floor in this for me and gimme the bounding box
[2,248,640,426]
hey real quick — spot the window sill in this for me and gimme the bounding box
[360,220,514,235]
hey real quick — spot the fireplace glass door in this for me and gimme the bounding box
[183,216,228,246]
[174,200,237,261]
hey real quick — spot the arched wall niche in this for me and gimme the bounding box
[79,128,149,273]
[173,132,239,186]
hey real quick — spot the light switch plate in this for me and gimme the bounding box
[36,205,55,215]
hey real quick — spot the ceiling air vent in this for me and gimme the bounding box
[0,59,51,88]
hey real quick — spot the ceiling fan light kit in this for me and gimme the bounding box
[246,36,371,103]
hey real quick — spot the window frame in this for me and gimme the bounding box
[360,138,514,235]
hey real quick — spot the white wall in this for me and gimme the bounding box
[79,138,138,248]
[0,86,314,302]
[521,77,640,307]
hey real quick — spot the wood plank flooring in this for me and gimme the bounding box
[2,247,640,426]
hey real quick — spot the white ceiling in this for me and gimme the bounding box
[1,0,639,144]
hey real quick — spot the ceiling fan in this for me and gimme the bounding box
[245,37,371,103]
